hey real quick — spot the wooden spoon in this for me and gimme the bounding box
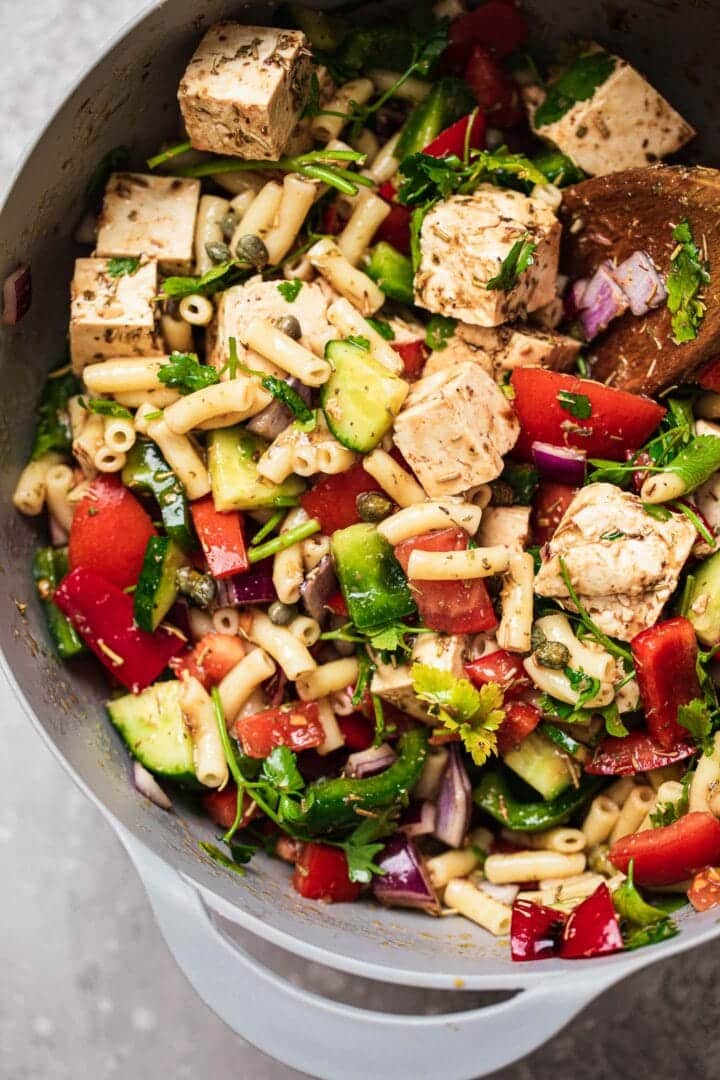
[560,164,720,394]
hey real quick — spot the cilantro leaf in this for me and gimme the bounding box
[157,352,220,395]
[261,747,305,793]
[79,397,132,420]
[425,314,456,351]
[557,389,592,420]
[343,840,387,884]
[486,236,538,292]
[413,664,504,766]
[666,218,710,345]
[366,317,395,341]
[161,260,241,299]
[677,697,715,756]
[397,149,547,209]
[346,334,370,351]
[106,256,140,278]
[277,279,304,303]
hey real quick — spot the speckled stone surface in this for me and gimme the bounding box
[3,5,720,1079]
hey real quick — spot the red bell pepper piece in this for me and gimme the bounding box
[391,339,429,379]
[321,202,343,236]
[465,649,531,699]
[202,784,256,830]
[234,701,325,758]
[631,617,702,750]
[170,632,247,690]
[560,883,624,959]
[586,730,696,776]
[688,866,720,911]
[395,527,498,634]
[511,369,666,461]
[497,701,542,755]
[375,203,412,254]
[54,567,185,692]
[300,461,385,535]
[191,496,249,579]
[292,843,362,902]
[445,0,529,72]
[696,355,720,392]
[338,713,374,751]
[325,590,349,618]
[531,480,577,545]
[609,813,720,886]
[463,45,524,128]
[423,111,487,159]
[68,474,156,590]
[511,897,566,961]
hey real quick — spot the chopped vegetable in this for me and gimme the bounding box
[609,812,720,886]
[666,218,710,345]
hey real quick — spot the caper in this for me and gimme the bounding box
[205,240,232,264]
[175,566,216,609]
[220,212,237,240]
[268,600,298,626]
[534,640,571,670]
[235,233,269,267]
[356,491,394,523]
[275,314,302,340]
[489,480,515,507]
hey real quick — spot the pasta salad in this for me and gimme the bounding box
[13,0,720,961]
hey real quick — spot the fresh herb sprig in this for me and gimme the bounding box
[412,664,505,766]
[667,219,710,345]
[486,236,538,292]
[176,148,373,197]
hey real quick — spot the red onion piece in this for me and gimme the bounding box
[300,554,338,623]
[2,265,32,325]
[216,559,276,605]
[564,277,588,320]
[247,377,312,441]
[609,250,667,317]
[579,263,629,341]
[433,745,472,849]
[345,741,397,779]
[400,799,436,838]
[133,761,172,810]
[373,835,440,915]
[532,441,586,486]
[48,513,68,547]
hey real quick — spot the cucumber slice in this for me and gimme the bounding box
[321,340,408,453]
[540,722,589,763]
[107,680,196,785]
[502,730,574,800]
[685,549,720,645]
[134,535,188,632]
[208,426,305,511]
[331,522,416,631]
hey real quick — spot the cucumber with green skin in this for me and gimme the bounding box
[684,548,720,645]
[208,426,305,511]
[321,340,409,453]
[122,439,195,552]
[502,730,574,800]
[107,680,197,785]
[133,536,188,632]
[365,242,415,305]
[331,522,416,631]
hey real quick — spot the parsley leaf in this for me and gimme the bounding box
[106,256,140,278]
[425,314,456,351]
[666,218,710,345]
[277,279,304,303]
[366,317,395,341]
[157,352,220,395]
[260,375,314,423]
[346,334,370,351]
[397,149,547,209]
[677,697,715,756]
[161,260,242,299]
[564,665,602,708]
[486,236,538,292]
[412,664,505,766]
[31,368,79,460]
[79,397,132,420]
[343,840,387,884]
[557,389,592,420]
[534,51,617,128]
[338,809,398,883]
[613,859,679,951]
[368,620,423,657]
[261,747,305,793]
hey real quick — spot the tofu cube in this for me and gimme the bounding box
[96,173,201,274]
[415,185,561,327]
[69,258,163,374]
[422,334,494,379]
[534,483,696,640]
[392,361,519,497]
[477,507,531,550]
[457,323,581,374]
[371,633,469,723]
[529,51,695,176]
[178,23,312,160]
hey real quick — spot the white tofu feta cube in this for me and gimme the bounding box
[415,185,561,327]
[69,258,163,374]
[529,50,695,176]
[178,23,312,160]
[424,323,580,380]
[477,506,531,550]
[392,361,519,497]
[95,173,201,274]
[371,633,469,722]
[422,333,494,380]
[534,483,696,641]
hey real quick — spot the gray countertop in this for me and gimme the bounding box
[2,4,720,1078]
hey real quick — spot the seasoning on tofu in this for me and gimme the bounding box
[95,173,201,274]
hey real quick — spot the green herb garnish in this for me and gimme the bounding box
[667,219,710,345]
[107,257,140,278]
[558,389,592,420]
[534,51,617,128]
[486,236,538,292]
[412,665,504,766]
[425,314,456,351]
[277,279,304,303]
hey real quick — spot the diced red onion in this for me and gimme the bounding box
[532,441,587,486]
[373,835,440,915]
[266,667,288,708]
[48,513,68,547]
[564,277,588,320]
[246,377,312,441]
[433,745,472,849]
[579,263,629,341]
[2,265,32,325]
[609,250,667,317]
[133,760,172,810]
[300,554,337,623]
[345,741,397,778]
[477,881,519,905]
[166,596,192,641]
[216,559,276,605]
[400,799,437,838]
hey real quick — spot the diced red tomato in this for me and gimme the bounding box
[465,649,531,699]
[497,701,542,755]
[688,867,720,911]
[631,617,702,750]
[300,461,385,535]
[202,784,256,830]
[235,701,325,758]
[376,202,412,254]
[586,730,696,776]
[392,339,429,379]
[68,475,156,590]
[464,45,524,128]
[609,813,720,886]
[445,0,529,72]
[531,480,577,546]
[170,632,247,690]
[190,496,249,579]
[511,369,666,461]
[292,843,362,902]
[696,356,720,392]
[560,883,624,959]
[378,180,397,202]
[395,527,498,634]
[325,590,349,618]
[338,713,374,751]
[511,897,566,961]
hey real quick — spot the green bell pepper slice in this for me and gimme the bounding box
[32,547,85,659]
[365,242,415,305]
[474,769,604,832]
[395,77,475,160]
